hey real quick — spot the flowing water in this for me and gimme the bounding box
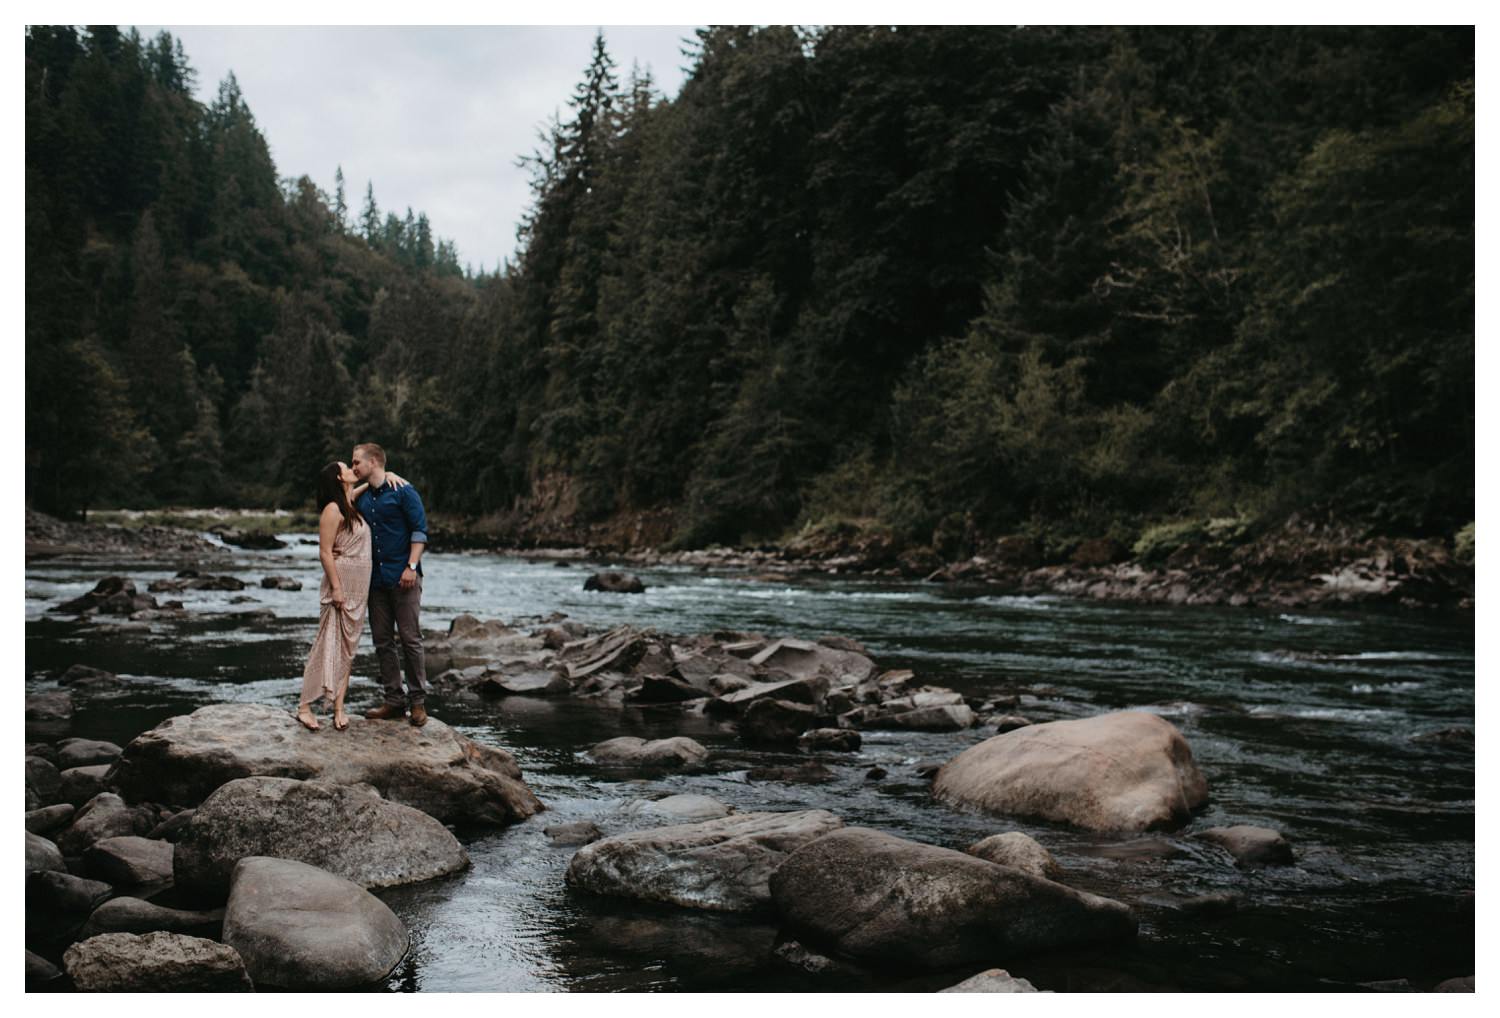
[25,537,1475,992]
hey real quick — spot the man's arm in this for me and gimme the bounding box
[399,486,429,590]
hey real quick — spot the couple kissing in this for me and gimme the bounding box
[296,442,430,732]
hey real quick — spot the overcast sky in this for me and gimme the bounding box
[133,26,700,273]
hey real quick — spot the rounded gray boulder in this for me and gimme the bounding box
[769,827,1136,969]
[222,856,408,989]
[174,776,469,897]
[566,809,845,912]
[933,711,1208,832]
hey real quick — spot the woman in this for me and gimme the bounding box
[296,461,402,731]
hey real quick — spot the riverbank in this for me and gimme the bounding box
[26,508,1473,611]
[433,510,1474,612]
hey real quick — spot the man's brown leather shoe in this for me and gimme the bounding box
[409,703,428,727]
[364,703,405,721]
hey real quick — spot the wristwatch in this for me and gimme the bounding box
[407,562,419,571]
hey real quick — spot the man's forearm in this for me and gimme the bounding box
[406,543,426,567]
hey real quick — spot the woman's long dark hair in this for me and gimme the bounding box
[316,463,361,533]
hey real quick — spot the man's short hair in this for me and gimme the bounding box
[353,442,386,467]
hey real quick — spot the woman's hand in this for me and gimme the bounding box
[330,587,346,609]
[386,470,410,489]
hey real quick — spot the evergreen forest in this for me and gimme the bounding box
[25,25,1474,552]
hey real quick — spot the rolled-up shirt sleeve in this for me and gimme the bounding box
[403,486,429,546]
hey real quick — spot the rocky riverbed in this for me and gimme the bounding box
[24,533,1474,992]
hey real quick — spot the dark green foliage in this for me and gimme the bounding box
[25,26,473,514]
[26,26,1473,545]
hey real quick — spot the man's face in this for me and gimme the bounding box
[351,450,372,480]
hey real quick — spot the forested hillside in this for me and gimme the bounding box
[26,26,1473,553]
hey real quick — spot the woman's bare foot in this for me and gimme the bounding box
[333,708,348,731]
[297,706,321,731]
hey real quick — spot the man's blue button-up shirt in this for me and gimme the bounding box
[356,479,429,591]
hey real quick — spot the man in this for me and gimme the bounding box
[351,442,430,726]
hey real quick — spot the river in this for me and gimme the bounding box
[24,536,1475,991]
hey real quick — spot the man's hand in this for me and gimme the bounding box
[399,567,418,590]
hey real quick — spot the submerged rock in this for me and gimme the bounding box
[589,735,708,770]
[1195,825,1294,867]
[175,776,470,897]
[26,691,73,722]
[622,793,734,824]
[59,664,120,688]
[933,711,1208,832]
[799,728,861,752]
[566,809,845,912]
[63,932,253,991]
[109,703,543,826]
[965,831,1062,881]
[545,821,604,846]
[584,571,646,594]
[769,827,1136,969]
[222,856,408,989]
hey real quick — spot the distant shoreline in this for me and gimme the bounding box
[27,508,1473,613]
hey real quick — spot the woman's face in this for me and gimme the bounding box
[337,462,358,485]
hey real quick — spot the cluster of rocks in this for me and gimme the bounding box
[428,618,1022,754]
[453,512,1472,611]
[26,703,544,990]
[543,703,1353,989]
[558,805,1135,980]
[45,570,309,625]
[51,577,177,617]
[25,509,225,561]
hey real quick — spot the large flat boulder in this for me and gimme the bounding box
[175,776,469,896]
[932,711,1208,832]
[222,856,408,989]
[769,827,1136,969]
[109,703,543,826]
[566,810,844,912]
[63,932,252,991]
